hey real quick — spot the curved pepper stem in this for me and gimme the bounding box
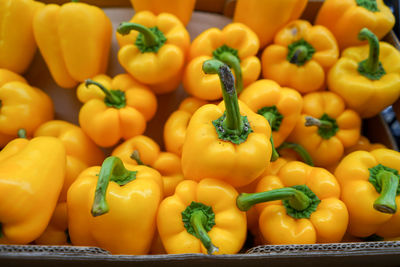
[17,129,27,139]
[213,45,243,94]
[277,142,314,166]
[91,156,137,217]
[85,79,126,109]
[269,136,280,162]
[374,170,399,214]
[357,28,386,80]
[190,210,219,255]
[117,22,158,47]
[130,150,147,166]
[305,114,339,139]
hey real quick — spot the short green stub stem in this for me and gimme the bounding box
[91,156,137,217]
[277,142,314,166]
[130,150,145,166]
[85,79,126,109]
[369,164,400,214]
[213,45,243,94]
[203,59,253,145]
[71,0,79,2]
[258,106,284,132]
[357,28,385,80]
[17,129,27,139]
[182,202,218,255]
[236,185,320,219]
[356,0,379,12]
[305,114,339,140]
[287,39,315,66]
[270,136,279,162]
[117,22,166,53]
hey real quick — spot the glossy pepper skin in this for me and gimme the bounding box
[328,28,400,118]
[335,149,400,238]
[239,79,303,147]
[237,161,348,244]
[183,23,261,100]
[0,136,66,244]
[116,11,190,94]
[67,156,163,254]
[233,0,307,49]
[164,97,210,156]
[112,135,184,197]
[181,60,272,188]
[288,91,361,167]
[129,0,196,26]
[157,178,246,255]
[35,203,69,245]
[33,1,112,88]
[77,74,157,147]
[0,0,44,74]
[261,20,339,94]
[315,0,395,50]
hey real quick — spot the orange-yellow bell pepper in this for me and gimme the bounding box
[261,20,339,94]
[183,22,261,100]
[67,156,163,254]
[164,97,209,156]
[129,0,196,26]
[181,59,272,188]
[328,28,400,118]
[0,0,44,74]
[77,74,157,147]
[233,0,307,49]
[33,1,112,88]
[157,178,247,254]
[315,0,395,50]
[335,149,400,238]
[237,161,349,244]
[345,136,386,155]
[288,91,361,167]
[112,135,184,197]
[116,11,190,94]
[35,203,69,245]
[239,79,303,147]
[0,136,66,244]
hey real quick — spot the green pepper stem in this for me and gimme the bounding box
[130,150,145,166]
[190,210,219,255]
[269,136,279,162]
[91,156,137,217]
[236,187,311,212]
[277,142,314,166]
[17,129,27,139]
[305,116,333,129]
[117,22,158,47]
[289,46,309,65]
[263,112,277,130]
[203,59,243,135]
[217,52,243,94]
[374,170,399,214]
[358,28,381,74]
[85,79,123,106]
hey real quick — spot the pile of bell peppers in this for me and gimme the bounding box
[1,0,400,256]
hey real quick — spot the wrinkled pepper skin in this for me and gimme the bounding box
[0,0,44,74]
[0,136,66,244]
[117,11,190,94]
[261,20,339,94]
[157,179,247,254]
[77,74,157,147]
[288,91,361,167]
[33,2,112,88]
[239,79,303,147]
[183,23,261,100]
[164,97,210,156]
[67,157,163,254]
[335,149,400,238]
[112,135,184,197]
[233,0,307,48]
[130,0,196,26]
[315,0,395,50]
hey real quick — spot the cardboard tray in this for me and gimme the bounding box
[1,1,400,266]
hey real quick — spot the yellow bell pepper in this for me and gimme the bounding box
[112,135,184,197]
[239,79,303,147]
[261,20,339,94]
[67,156,163,254]
[157,178,247,254]
[233,0,307,48]
[184,22,260,101]
[0,136,66,244]
[335,149,400,238]
[35,203,69,245]
[33,1,112,88]
[328,28,400,118]
[237,161,349,244]
[288,91,361,167]
[0,0,44,74]
[345,136,386,155]
[77,75,157,147]
[181,59,272,188]
[129,0,196,26]
[116,11,190,94]
[315,0,395,50]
